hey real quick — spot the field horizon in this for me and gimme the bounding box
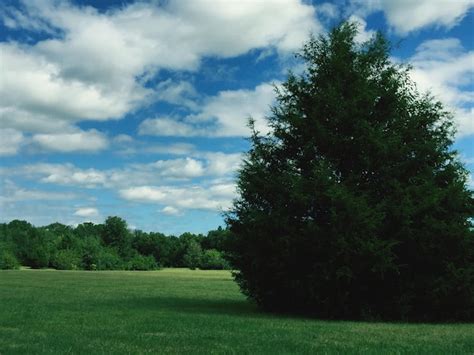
[1,268,473,354]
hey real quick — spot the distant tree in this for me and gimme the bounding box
[51,249,81,270]
[183,239,203,270]
[22,229,55,268]
[126,254,158,271]
[200,249,229,270]
[203,227,231,252]
[77,235,104,270]
[0,247,20,270]
[132,230,169,266]
[101,216,133,259]
[226,22,474,321]
[75,222,103,240]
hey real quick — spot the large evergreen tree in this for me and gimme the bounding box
[226,23,473,321]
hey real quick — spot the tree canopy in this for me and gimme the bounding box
[0,217,231,271]
[226,22,474,321]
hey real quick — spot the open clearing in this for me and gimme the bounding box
[0,269,472,354]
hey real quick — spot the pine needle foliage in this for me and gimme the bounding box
[226,23,474,321]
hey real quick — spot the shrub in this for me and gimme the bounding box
[126,254,158,271]
[95,249,124,270]
[200,249,230,270]
[0,250,20,270]
[183,240,203,270]
[51,249,81,270]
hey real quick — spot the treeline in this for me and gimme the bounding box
[0,217,230,271]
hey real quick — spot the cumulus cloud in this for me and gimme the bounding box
[191,82,277,136]
[13,163,107,188]
[0,129,25,156]
[32,129,109,153]
[155,80,200,110]
[161,206,181,216]
[4,151,242,190]
[203,153,243,176]
[350,0,474,34]
[407,38,474,137]
[119,183,237,211]
[348,15,376,44]
[74,207,99,217]
[152,158,205,178]
[316,3,339,20]
[138,117,205,137]
[1,0,321,141]
[0,180,76,203]
[139,82,277,137]
[146,143,196,156]
[112,134,197,157]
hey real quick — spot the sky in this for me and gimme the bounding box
[0,0,473,235]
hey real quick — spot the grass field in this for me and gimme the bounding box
[0,269,473,354]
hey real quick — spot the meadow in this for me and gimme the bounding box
[0,269,472,354]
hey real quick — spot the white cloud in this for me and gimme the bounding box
[0,43,141,130]
[0,180,76,203]
[407,38,474,137]
[146,143,196,156]
[32,129,109,152]
[203,153,243,176]
[138,117,204,137]
[161,206,181,216]
[152,158,205,178]
[0,129,24,156]
[139,82,277,137]
[113,134,134,144]
[4,151,242,191]
[190,82,277,136]
[0,107,75,134]
[348,15,376,44]
[1,0,321,140]
[155,80,199,110]
[74,207,99,217]
[316,3,339,20]
[14,163,108,188]
[351,0,474,34]
[1,3,57,34]
[454,108,474,138]
[119,183,237,211]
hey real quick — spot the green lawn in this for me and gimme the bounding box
[0,269,472,354]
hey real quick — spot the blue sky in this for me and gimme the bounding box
[0,0,473,235]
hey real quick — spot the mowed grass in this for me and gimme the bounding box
[0,269,472,354]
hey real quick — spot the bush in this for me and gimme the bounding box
[95,249,124,270]
[183,239,203,270]
[126,254,158,271]
[0,250,20,270]
[51,249,81,270]
[22,229,54,268]
[200,249,229,270]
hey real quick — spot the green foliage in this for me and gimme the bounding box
[22,229,55,269]
[0,248,20,270]
[203,226,232,252]
[102,216,134,259]
[94,248,124,270]
[0,216,231,271]
[51,249,81,270]
[183,239,203,270]
[200,249,230,270]
[227,22,474,321]
[126,254,158,271]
